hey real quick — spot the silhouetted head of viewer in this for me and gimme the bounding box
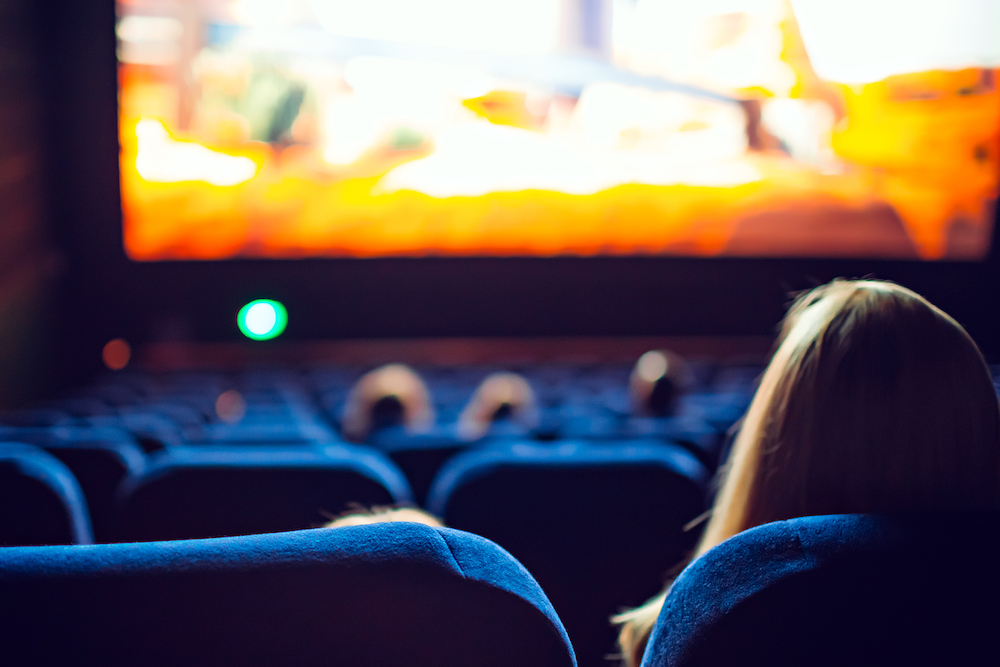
[341,364,541,443]
[630,349,690,417]
[457,372,539,441]
[616,279,1000,667]
[340,364,435,443]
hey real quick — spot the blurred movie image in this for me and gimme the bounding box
[117,0,1000,260]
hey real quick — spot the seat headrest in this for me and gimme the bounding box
[643,513,1000,667]
[0,521,576,667]
[0,442,93,545]
[115,444,414,540]
[426,439,708,514]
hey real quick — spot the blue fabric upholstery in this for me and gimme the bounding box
[0,426,146,542]
[642,513,1000,667]
[116,443,413,541]
[0,522,576,666]
[0,442,94,545]
[427,440,708,667]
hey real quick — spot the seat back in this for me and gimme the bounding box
[0,442,93,545]
[369,428,471,506]
[117,444,413,541]
[643,513,1000,667]
[427,441,707,667]
[1,426,146,542]
[0,522,577,667]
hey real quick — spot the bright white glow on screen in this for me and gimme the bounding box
[134,119,258,186]
[323,56,493,165]
[377,119,759,198]
[117,15,184,65]
[233,0,301,26]
[305,0,562,54]
[791,0,1000,84]
[343,57,494,101]
[117,15,183,42]
[611,0,794,94]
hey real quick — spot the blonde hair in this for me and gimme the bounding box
[340,364,435,443]
[457,372,539,441]
[615,280,1000,667]
[325,505,443,529]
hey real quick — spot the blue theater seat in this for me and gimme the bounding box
[0,426,146,542]
[0,522,577,667]
[426,440,708,667]
[116,444,414,541]
[369,428,472,506]
[0,442,93,546]
[0,408,72,427]
[642,513,1000,667]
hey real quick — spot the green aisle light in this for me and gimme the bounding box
[237,299,287,340]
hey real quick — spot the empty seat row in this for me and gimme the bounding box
[0,443,93,547]
[0,426,146,541]
[4,398,734,453]
[1,426,713,532]
[0,437,416,543]
[118,444,413,541]
[2,405,725,508]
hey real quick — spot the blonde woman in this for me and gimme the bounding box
[615,279,1000,667]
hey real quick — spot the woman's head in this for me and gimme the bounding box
[700,279,1000,552]
[615,279,1000,667]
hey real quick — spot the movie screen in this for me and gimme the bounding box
[117,0,1000,260]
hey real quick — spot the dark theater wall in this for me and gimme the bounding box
[0,0,57,407]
